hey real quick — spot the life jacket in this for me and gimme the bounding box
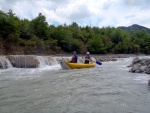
[85,55,90,60]
[71,55,77,63]
[84,55,91,64]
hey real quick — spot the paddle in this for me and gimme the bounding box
[96,61,102,65]
[82,57,102,65]
[85,57,102,65]
[92,57,102,65]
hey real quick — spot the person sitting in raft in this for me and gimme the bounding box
[70,51,78,63]
[84,52,92,64]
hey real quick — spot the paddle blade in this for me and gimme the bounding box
[96,61,102,65]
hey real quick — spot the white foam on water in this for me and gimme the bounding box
[134,74,150,83]
[0,64,62,80]
[0,64,61,73]
[0,56,149,83]
[0,56,13,69]
[37,64,61,71]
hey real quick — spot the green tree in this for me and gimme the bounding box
[19,19,32,39]
[87,35,105,53]
[30,13,48,40]
[101,35,113,53]
[69,22,82,39]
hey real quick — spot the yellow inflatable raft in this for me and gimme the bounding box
[59,60,96,69]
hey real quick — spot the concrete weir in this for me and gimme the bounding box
[0,54,119,69]
[0,55,64,69]
[7,55,39,68]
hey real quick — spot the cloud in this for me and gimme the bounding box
[124,0,150,9]
[0,0,150,28]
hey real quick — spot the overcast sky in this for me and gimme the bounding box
[0,0,150,28]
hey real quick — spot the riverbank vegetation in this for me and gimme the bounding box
[0,10,150,55]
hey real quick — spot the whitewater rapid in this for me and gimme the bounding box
[0,56,150,113]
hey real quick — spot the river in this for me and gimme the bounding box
[0,56,150,113]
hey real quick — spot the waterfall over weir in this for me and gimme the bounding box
[0,56,13,69]
[0,55,72,69]
[36,56,59,68]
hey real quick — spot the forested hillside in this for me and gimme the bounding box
[118,24,150,34]
[0,10,150,55]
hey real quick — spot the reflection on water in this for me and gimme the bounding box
[0,57,150,113]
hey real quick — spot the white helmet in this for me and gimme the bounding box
[86,52,90,54]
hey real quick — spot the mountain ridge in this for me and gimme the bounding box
[118,24,150,33]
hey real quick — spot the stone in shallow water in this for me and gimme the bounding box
[130,63,141,72]
[129,57,150,74]
[132,57,140,64]
[146,66,150,74]
[148,79,150,86]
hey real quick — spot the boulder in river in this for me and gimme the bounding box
[129,57,150,74]
[148,79,150,86]
[146,65,150,74]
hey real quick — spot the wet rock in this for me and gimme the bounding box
[139,59,147,66]
[145,59,150,66]
[96,58,117,62]
[130,63,141,72]
[129,57,150,74]
[148,80,150,86]
[0,61,4,69]
[132,57,140,64]
[135,69,142,73]
[146,65,150,74]
[140,66,147,72]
